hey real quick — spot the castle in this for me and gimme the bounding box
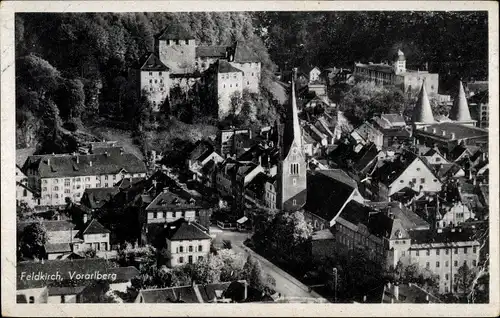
[130,25,261,118]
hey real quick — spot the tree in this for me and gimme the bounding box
[192,255,224,285]
[454,261,476,297]
[217,249,246,282]
[19,221,48,259]
[55,78,86,120]
[16,201,35,221]
[242,255,267,292]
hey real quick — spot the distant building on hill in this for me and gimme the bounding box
[354,50,439,95]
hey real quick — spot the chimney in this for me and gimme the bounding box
[76,155,79,164]
[442,130,446,137]
[363,295,367,302]
[432,128,437,134]
[89,160,93,167]
[120,148,124,155]
[450,133,456,139]
[393,284,399,301]
[425,295,430,303]
[47,158,50,166]
[83,213,88,224]
[258,156,262,166]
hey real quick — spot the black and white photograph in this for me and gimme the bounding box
[1,1,498,316]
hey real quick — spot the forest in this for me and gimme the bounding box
[15,11,488,154]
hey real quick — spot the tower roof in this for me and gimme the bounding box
[412,81,435,124]
[282,68,302,158]
[449,81,472,122]
[395,49,406,61]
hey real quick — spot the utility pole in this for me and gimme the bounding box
[332,267,338,303]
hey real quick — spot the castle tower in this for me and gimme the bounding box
[393,49,406,74]
[277,68,307,212]
[449,81,476,127]
[156,25,196,74]
[411,79,435,129]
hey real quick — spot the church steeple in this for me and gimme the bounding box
[276,67,307,212]
[412,79,435,125]
[449,80,472,122]
[282,68,302,159]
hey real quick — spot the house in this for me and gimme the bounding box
[135,280,248,303]
[17,164,40,208]
[352,116,410,151]
[22,150,147,207]
[359,282,442,303]
[353,50,439,94]
[304,169,365,230]
[438,184,477,228]
[226,41,261,94]
[128,52,170,112]
[163,218,211,267]
[369,150,442,201]
[207,59,245,119]
[422,148,449,165]
[80,187,120,212]
[186,140,224,185]
[17,259,139,303]
[18,216,112,260]
[413,122,489,152]
[216,127,252,158]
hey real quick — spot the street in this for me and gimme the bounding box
[212,227,329,303]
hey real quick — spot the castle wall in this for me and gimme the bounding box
[229,62,261,93]
[158,39,196,74]
[216,72,243,119]
[139,70,170,112]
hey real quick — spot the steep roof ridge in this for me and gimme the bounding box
[412,80,435,124]
[449,80,472,121]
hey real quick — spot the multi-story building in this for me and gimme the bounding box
[354,50,439,95]
[195,46,229,72]
[16,165,39,208]
[164,218,211,267]
[129,52,170,112]
[216,127,253,158]
[276,68,307,212]
[207,59,245,119]
[226,41,261,94]
[22,150,147,207]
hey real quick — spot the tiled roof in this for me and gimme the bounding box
[217,60,243,74]
[45,243,72,253]
[412,81,435,124]
[355,62,394,74]
[408,227,479,245]
[145,189,202,211]
[82,219,110,235]
[381,113,406,126]
[136,53,169,71]
[156,24,194,40]
[305,170,356,221]
[245,172,270,198]
[165,218,211,241]
[189,140,214,162]
[18,220,76,233]
[82,187,119,209]
[232,41,260,63]
[316,169,357,188]
[23,152,146,178]
[17,259,139,289]
[196,46,228,58]
[417,122,488,140]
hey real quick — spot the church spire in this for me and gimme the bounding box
[282,68,302,158]
[449,80,472,122]
[412,79,435,124]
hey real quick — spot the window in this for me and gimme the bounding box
[445,274,449,280]
[473,247,477,253]
[473,260,477,266]
[445,261,449,267]
[105,183,108,187]
[293,199,297,205]
[401,251,405,257]
[416,250,419,256]
[464,247,468,254]
[155,80,157,84]
[416,168,421,171]
[179,246,184,253]
[189,245,193,252]
[198,256,203,261]
[454,260,458,267]
[198,245,203,252]
[149,79,152,83]
[436,249,440,256]
[420,178,425,184]
[426,249,430,256]
[445,287,449,293]
[188,255,193,264]
[454,248,458,254]
[400,180,404,183]
[43,180,48,184]
[54,186,59,191]
[236,83,238,87]
[223,84,225,88]
[76,178,81,182]
[29,296,35,304]
[149,72,152,76]
[113,175,116,180]
[159,72,162,76]
[436,261,440,268]
[43,187,47,191]
[85,177,90,182]
[153,212,157,219]
[179,257,184,264]
[426,262,430,269]
[54,179,59,183]
[55,194,59,198]
[65,189,70,194]
[293,178,296,185]
[411,178,417,183]
[247,81,249,85]
[436,157,441,162]
[445,249,449,255]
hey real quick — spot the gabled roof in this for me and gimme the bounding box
[82,219,110,235]
[146,189,202,211]
[18,220,76,233]
[165,218,211,241]
[216,60,243,74]
[449,81,472,121]
[381,113,406,127]
[196,46,228,59]
[156,24,194,41]
[231,41,260,63]
[304,170,357,221]
[82,187,119,209]
[408,227,479,245]
[136,53,169,72]
[23,152,146,178]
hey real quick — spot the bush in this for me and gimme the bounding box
[63,118,83,132]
